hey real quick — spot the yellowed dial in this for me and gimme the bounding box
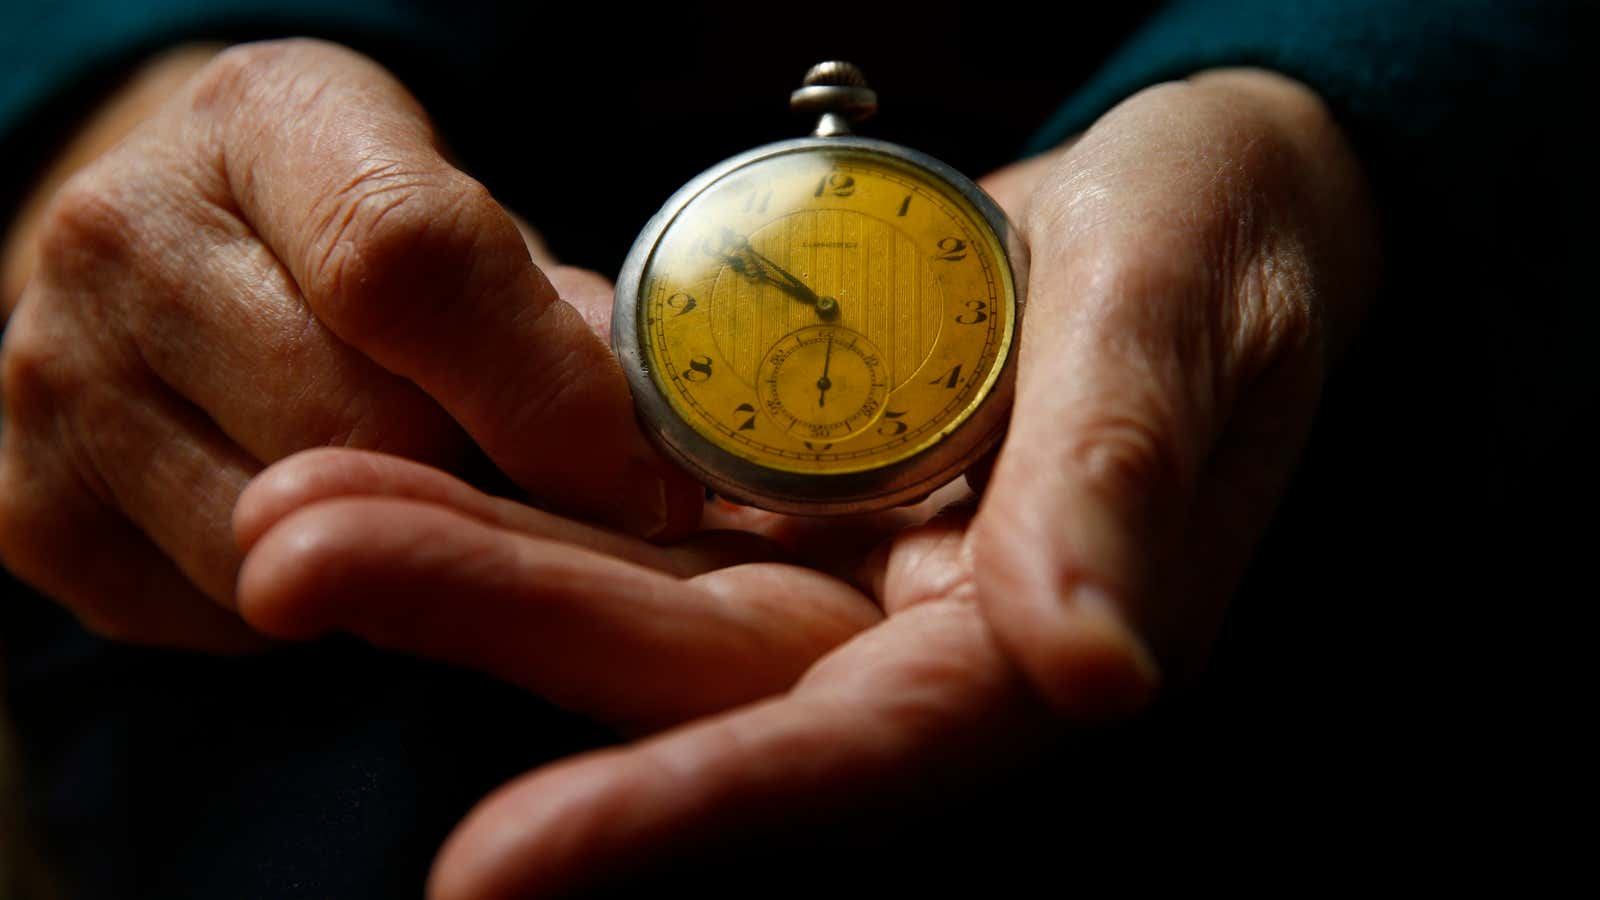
[614,65,1025,514]
[635,146,1015,481]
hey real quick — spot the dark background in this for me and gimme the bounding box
[428,1,1164,274]
[5,0,1576,894]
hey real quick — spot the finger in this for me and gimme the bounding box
[428,601,1046,899]
[0,436,265,652]
[29,57,474,473]
[0,298,266,649]
[235,447,780,577]
[541,266,615,344]
[195,40,699,538]
[970,177,1185,721]
[971,119,1221,718]
[0,44,223,317]
[0,64,483,645]
[0,286,268,607]
[237,495,879,734]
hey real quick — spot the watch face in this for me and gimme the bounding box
[628,142,1017,491]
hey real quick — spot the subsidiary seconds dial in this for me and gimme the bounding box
[757,324,890,441]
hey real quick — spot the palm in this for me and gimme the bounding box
[234,449,1046,896]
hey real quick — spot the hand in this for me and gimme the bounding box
[235,66,1379,894]
[968,68,1379,710]
[233,447,1054,896]
[0,40,702,650]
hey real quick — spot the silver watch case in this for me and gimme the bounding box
[612,135,1029,515]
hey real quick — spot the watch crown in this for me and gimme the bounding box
[801,61,869,88]
[791,61,877,137]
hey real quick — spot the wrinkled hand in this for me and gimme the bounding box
[969,69,1377,709]
[235,447,1048,896]
[234,67,1378,895]
[0,39,700,650]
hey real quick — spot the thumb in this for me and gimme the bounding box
[201,39,699,538]
[969,217,1188,720]
[969,73,1370,719]
[971,114,1226,720]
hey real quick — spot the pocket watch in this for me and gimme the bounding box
[613,61,1027,515]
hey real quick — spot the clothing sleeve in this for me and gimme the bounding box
[1025,0,1577,184]
[1,0,419,132]
[0,0,508,230]
[1028,0,1588,492]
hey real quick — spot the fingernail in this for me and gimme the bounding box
[1069,583,1162,692]
[619,461,670,539]
[1033,581,1164,721]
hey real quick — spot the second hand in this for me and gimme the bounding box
[817,331,834,408]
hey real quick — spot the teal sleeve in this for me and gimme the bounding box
[1027,1,1578,152]
[0,0,514,227]
[1,1,420,139]
[1027,0,1588,487]
[1021,0,1582,262]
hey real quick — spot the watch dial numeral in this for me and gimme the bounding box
[896,195,912,217]
[929,364,963,389]
[695,229,743,260]
[935,237,968,261]
[813,173,856,198]
[803,440,834,451]
[955,300,988,324]
[741,189,772,214]
[666,292,698,316]
[734,402,757,430]
[877,409,909,436]
[682,356,714,382]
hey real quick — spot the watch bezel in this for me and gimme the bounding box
[612,136,1029,515]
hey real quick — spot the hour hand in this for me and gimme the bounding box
[717,231,838,318]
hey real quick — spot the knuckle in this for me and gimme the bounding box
[1066,414,1184,506]
[301,167,495,347]
[0,454,90,622]
[35,169,138,276]
[190,39,319,114]
[1249,250,1318,350]
[0,305,80,432]
[1227,213,1324,378]
[1,306,131,518]
[0,460,36,581]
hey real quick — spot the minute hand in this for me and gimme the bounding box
[742,247,818,303]
[729,242,839,318]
